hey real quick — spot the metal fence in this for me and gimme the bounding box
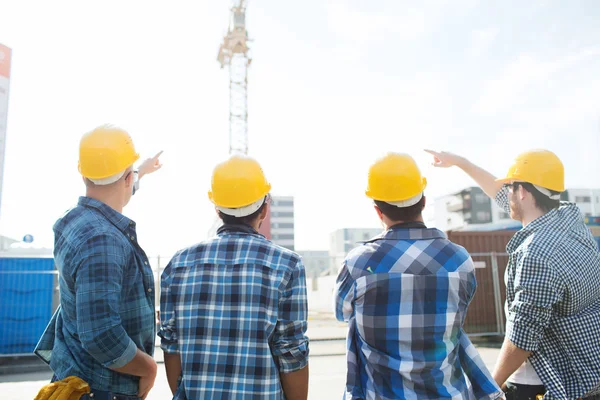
[0,252,508,357]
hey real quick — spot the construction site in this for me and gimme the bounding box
[1,1,600,399]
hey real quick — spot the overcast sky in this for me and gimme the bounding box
[1,0,599,256]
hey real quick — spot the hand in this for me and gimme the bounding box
[138,363,157,400]
[424,149,466,168]
[138,151,163,179]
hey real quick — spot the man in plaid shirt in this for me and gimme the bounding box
[34,125,163,400]
[334,153,504,400]
[159,155,309,399]
[427,149,600,399]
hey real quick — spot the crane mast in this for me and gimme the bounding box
[217,0,250,155]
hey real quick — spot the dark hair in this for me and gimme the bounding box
[515,182,560,213]
[374,195,425,222]
[218,201,267,226]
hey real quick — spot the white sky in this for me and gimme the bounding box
[1,0,599,256]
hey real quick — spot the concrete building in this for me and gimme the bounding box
[561,189,600,217]
[432,186,600,231]
[268,196,295,251]
[328,228,382,274]
[297,250,330,279]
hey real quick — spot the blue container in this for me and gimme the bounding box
[0,257,55,354]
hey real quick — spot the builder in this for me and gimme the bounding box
[426,149,600,400]
[159,154,309,399]
[333,152,504,399]
[35,125,163,400]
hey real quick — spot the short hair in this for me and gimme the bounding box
[219,202,267,226]
[374,195,425,222]
[515,182,560,212]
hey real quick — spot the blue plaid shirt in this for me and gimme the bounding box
[334,222,504,400]
[496,187,600,399]
[34,197,156,396]
[158,224,309,399]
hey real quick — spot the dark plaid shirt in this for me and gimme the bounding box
[35,197,155,396]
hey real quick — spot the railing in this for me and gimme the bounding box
[0,252,508,357]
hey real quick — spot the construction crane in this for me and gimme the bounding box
[217,0,251,155]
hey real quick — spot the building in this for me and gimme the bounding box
[260,195,295,250]
[296,250,330,279]
[561,189,600,217]
[433,186,600,232]
[328,228,382,274]
[433,187,509,232]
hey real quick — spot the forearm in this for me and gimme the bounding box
[456,158,504,199]
[492,337,532,388]
[164,353,182,395]
[280,364,309,400]
[112,348,157,378]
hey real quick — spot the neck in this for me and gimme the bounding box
[382,215,424,230]
[521,208,546,227]
[86,189,124,214]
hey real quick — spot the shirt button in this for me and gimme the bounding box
[144,261,148,265]
[148,288,153,293]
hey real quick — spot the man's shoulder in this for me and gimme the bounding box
[345,236,472,273]
[55,205,122,248]
[170,234,302,269]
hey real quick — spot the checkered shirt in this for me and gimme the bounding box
[334,223,504,400]
[497,187,600,399]
[34,197,156,396]
[158,224,309,400]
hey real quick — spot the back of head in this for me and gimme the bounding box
[365,152,427,222]
[208,155,272,225]
[79,124,140,186]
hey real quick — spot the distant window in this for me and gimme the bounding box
[475,193,488,204]
[273,234,294,240]
[277,223,294,229]
[476,211,491,222]
[272,212,294,218]
[499,211,510,219]
[274,200,294,207]
[575,196,592,203]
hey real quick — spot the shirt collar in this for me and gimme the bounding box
[506,204,572,253]
[361,222,446,243]
[217,223,263,237]
[78,196,135,233]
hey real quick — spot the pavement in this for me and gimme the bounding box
[0,314,503,399]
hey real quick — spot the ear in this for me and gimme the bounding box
[124,171,134,188]
[259,204,268,220]
[422,196,427,209]
[374,204,383,220]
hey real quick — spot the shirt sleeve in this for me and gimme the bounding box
[74,234,138,369]
[333,262,355,322]
[271,258,309,374]
[495,185,511,214]
[459,332,504,400]
[158,256,179,354]
[506,253,564,352]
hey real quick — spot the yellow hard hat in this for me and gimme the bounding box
[365,152,427,202]
[496,149,564,192]
[78,125,140,179]
[208,155,272,209]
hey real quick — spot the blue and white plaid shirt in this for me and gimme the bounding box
[496,187,600,399]
[158,224,309,399]
[334,222,504,400]
[34,197,156,396]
